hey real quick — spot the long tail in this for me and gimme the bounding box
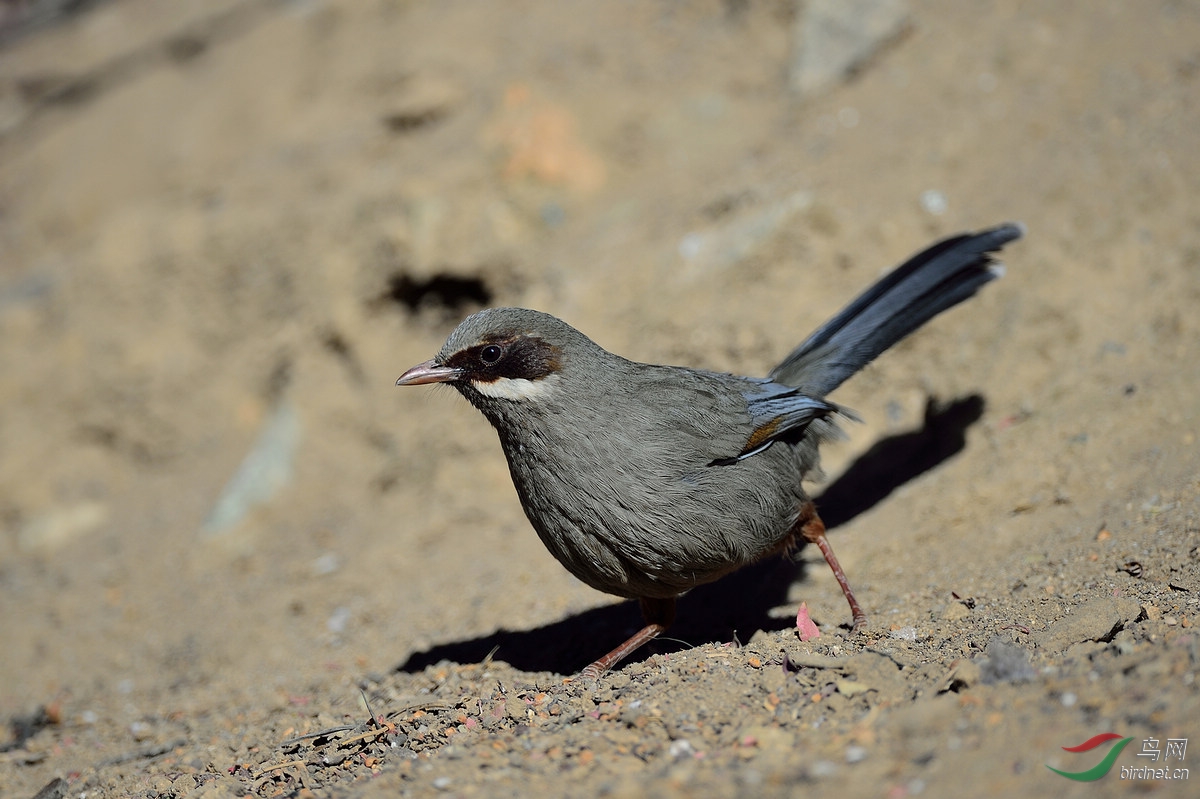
[770,223,1023,395]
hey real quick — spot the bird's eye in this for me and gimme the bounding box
[480,344,503,365]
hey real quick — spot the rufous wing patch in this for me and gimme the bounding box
[743,417,782,451]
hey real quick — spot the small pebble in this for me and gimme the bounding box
[312,553,341,576]
[327,606,351,634]
[919,189,948,216]
[678,233,704,260]
[669,739,696,759]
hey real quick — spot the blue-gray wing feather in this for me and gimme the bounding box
[708,379,841,466]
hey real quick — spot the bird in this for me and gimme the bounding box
[396,223,1023,678]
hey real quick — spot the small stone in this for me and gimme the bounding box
[919,189,948,216]
[326,607,351,634]
[1032,597,1141,652]
[835,679,875,697]
[669,739,696,759]
[17,502,108,552]
[978,638,1036,685]
[312,553,341,576]
[201,402,300,537]
[790,0,910,96]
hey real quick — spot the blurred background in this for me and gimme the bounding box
[2,1,1198,796]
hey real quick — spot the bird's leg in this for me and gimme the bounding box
[579,597,676,680]
[796,501,867,631]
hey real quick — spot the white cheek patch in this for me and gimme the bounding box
[472,373,561,401]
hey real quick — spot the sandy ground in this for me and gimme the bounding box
[2,1,1199,797]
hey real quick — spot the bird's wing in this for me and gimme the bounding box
[708,380,842,467]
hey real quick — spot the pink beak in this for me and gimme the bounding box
[396,359,464,386]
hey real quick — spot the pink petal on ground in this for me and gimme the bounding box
[796,602,820,641]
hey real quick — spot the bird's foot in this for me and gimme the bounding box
[575,597,676,680]
[797,502,868,633]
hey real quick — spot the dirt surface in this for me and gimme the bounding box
[2,1,1200,797]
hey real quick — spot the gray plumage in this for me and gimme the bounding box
[444,314,820,598]
[398,223,1022,638]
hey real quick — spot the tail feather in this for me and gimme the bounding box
[770,223,1023,395]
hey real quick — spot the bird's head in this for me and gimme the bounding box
[396,308,604,408]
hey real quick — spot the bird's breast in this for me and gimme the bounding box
[492,417,810,599]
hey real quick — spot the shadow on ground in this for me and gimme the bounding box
[397,394,985,675]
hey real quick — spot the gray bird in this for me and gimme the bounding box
[397,223,1023,677]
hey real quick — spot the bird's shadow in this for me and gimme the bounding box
[396,394,985,675]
